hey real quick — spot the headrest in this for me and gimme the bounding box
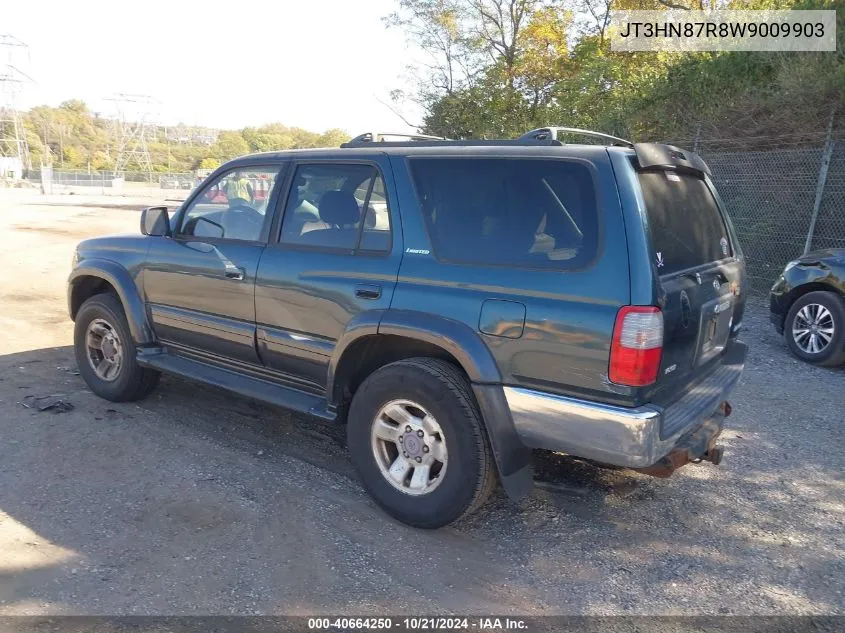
[365,206,377,228]
[319,191,359,226]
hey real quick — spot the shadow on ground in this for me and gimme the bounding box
[0,325,842,614]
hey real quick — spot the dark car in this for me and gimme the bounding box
[770,248,845,366]
[67,127,748,528]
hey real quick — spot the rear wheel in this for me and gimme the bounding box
[347,358,497,528]
[785,291,845,367]
[74,293,160,401]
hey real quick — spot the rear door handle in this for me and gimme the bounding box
[355,284,382,300]
[225,267,245,281]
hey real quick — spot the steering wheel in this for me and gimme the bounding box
[223,201,264,239]
[229,202,263,222]
[229,201,258,214]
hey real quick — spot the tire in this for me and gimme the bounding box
[784,291,845,367]
[74,293,161,401]
[346,357,497,528]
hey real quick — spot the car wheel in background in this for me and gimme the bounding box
[785,291,845,366]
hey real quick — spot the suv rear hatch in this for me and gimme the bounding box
[633,144,745,412]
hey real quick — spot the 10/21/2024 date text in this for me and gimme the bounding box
[307,617,529,630]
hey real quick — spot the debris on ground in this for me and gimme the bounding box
[18,394,75,413]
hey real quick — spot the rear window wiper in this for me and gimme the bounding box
[541,178,583,240]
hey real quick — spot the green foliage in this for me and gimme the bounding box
[212,131,251,161]
[198,157,221,170]
[20,104,350,172]
[392,0,844,141]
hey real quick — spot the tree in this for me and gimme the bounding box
[211,131,250,161]
[317,129,351,147]
[390,0,575,136]
[198,157,221,170]
[385,0,481,101]
[576,0,613,45]
[392,0,844,144]
[514,5,571,116]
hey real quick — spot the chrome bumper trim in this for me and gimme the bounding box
[503,387,666,467]
[504,341,746,467]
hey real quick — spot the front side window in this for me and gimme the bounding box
[179,167,280,241]
[280,163,391,252]
[411,158,599,269]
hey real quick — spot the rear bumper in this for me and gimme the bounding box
[504,341,747,468]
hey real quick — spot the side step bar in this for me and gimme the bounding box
[136,350,336,422]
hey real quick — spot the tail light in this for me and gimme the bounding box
[609,306,664,386]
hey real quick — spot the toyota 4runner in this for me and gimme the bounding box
[68,127,748,528]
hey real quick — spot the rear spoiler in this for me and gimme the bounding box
[634,143,711,177]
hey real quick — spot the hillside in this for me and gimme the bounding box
[15,100,349,174]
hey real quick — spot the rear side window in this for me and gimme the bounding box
[638,170,732,275]
[410,158,599,269]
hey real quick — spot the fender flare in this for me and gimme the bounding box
[377,309,503,382]
[68,259,154,345]
[327,309,502,403]
[329,309,533,499]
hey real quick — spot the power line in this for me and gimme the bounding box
[0,33,32,173]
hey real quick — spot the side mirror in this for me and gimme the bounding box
[141,206,171,236]
[193,216,225,239]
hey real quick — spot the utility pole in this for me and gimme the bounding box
[105,93,158,181]
[0,33,33,174]
[165,125,171,174]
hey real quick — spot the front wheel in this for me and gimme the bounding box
[346,358,497,528]
[785,291,845,366]
[74,293,160,401]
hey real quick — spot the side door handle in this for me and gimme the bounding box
[355,284,382,300]
[225,267,245,281]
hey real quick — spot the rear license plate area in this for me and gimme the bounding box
[697,297,732,365]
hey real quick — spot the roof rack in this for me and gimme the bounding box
[338,127,634,149]
[518,127,634,148]
[341,132,449,148]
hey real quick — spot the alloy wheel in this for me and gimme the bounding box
[792,303,835,354]
[370,399,448,496]
[86,318,124,381]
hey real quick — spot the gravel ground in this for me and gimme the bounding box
[0,190,843,616]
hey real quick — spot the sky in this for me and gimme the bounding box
[3,0,424,134]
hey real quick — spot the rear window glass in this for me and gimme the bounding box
[410,158,598,269]
[638,170,732,275]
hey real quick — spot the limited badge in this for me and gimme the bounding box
[720,237,729,256]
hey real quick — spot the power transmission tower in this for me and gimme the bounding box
[105,93,157,179]
[0,33,33,173]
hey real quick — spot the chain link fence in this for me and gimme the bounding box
[670,130,845,294]
[23,169,197,196]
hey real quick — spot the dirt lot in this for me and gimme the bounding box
[0,189,843,616]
